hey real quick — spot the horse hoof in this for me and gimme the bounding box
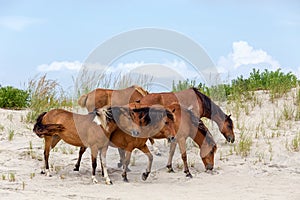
[155,152,162,156]
[185,173,193,178]
[126,168,131,172]
[117,162,122,168]
[142,172,149,181]
[123,177,129,182]
[106,180,113,185]
[73,167,79,171]
[167,168,175,173]
[92,176,98,184]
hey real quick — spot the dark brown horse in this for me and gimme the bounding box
[33,107,144,184]
[97,104,177,182]
[137,87,235,143]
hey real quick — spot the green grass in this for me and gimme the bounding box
[236,133,253,157]
[8,128,14,141]
[9,173,16,182]
[291,132,300,151]
[26,74,72,123]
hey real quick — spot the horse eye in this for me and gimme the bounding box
[165,121,169,125]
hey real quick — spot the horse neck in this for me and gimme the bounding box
[203,101,226,130]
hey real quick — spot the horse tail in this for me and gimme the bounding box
[78,94,88,108]
[33,112,65,137]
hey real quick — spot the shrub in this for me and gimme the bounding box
[0,86,29,109]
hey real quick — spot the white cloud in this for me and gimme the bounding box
[217,41,280,73]
[0,16,44,31]
[37,61,82,72]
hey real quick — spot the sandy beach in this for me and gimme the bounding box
[0,90,300,200]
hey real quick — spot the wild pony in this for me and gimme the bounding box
[164,103,217,177]
[136,87,234,143]
[74,85,150,169]
[33,107,144,185]
[97,104,177,182]
[78,85,148,111]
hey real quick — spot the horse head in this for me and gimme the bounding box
[220,114,235,143]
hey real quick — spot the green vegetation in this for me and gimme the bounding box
[172,68,298,102]
[26,75,72,123]
[0,86,29,109]
[8,128,14,141]
[236,133,252,157]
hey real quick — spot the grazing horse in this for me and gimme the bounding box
[97,105,177,182]
[33,108,143,184]
[164,103,217,177]
[136,87,235,143]
[78,85,148,111]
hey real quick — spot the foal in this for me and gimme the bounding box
[98,105,176,182]
[33,108,142,184]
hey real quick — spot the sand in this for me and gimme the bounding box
[0,91,300,200]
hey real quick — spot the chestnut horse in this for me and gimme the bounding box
[97,105,177,182]
[137,87,235,143]
[78,85,148,111]
[74,85,150,169]
[164,103,217,177]
[33,108,143,184]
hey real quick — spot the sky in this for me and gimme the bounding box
[0,0,299,92]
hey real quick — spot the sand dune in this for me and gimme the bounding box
[0,91,300,200]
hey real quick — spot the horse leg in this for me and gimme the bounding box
[139,145,153,181]
[117,148,125,168]
[177,137,192,178]
[166,142,177,173]
[99,146,112,185]
[117,148,131,172]
[90,146,98,184]
[74,147,87,171]
[42,136,53,176]
[98,150,104,177]
[122,151,132,182]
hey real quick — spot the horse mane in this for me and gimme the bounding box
[191,87,226,119]
[133,85,149,96]
[185,107,216,146]
[132,107,174,126]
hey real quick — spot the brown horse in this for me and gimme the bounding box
[136,87,235,143]
[164,103,217,177]
[33,108,143,184]
[78,85,148,111]
[73,85,148,170]
[97,104,177,182]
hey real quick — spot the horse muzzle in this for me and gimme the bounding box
[226,135,235,143]
[205,164,213,171]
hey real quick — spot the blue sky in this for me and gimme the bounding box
[0,0,299,91]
